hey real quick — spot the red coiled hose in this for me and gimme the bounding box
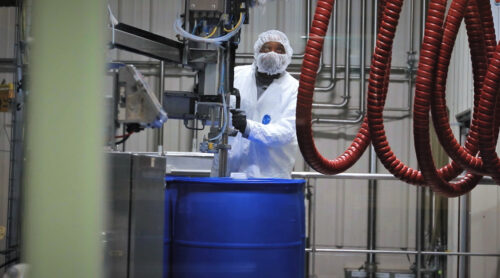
[365,0,469,191]
[413,0,482,197]
[297,0,500,196]
[428,0,498,177]
[477,44,500,183]
[296,0,372,175]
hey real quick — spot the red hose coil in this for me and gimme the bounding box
[413,0,482,197]
[296,0,372,175]
[297,0,500,196]
[428,0,498,177]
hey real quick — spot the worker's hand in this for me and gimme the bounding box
[230,109,247,134]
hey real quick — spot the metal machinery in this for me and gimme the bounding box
[108,0,251,176]
[104,1,256,277]
[105,153,166,278]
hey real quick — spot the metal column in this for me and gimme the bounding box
[365,146,378,277]
[23,0,105,277]
[157,60,165,153]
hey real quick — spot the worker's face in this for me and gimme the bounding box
[256,41,289,75]
[260,41,286,54]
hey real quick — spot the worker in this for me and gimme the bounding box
[214,30,299,179]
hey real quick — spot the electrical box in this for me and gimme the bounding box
[188,0,225,12]
[0,83,14,112]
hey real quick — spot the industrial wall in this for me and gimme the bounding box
[0,0,499,277]
[0,7,16,271]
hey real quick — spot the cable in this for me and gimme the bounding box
[204,26,218,38]
[223,13,244,33]
[209,60,228,142]
[115,133,132,145]
[115,132,134,139]
[173,13,245,46]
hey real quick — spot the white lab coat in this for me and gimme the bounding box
[215,64,299,178]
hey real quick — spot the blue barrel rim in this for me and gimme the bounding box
[165,176,305,185]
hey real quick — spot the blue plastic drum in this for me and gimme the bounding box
[165,176,305,278]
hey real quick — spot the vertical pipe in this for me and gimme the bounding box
[372,0,379,51]
[24,1,105,277]
[366,1,377,275]
[457,187,471,278]
[157,60,165,153]
[344,0,352,102]
[416,186,424,278]
[360,0,366,117]
[218,40,233,177]
[457,120,470,278]
[415,2,427,277]
[407,0,415,112]
[366,146,378,277]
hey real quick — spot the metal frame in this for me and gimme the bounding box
[296,172,499,278]
[110,22,183,64]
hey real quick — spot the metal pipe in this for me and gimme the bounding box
[415,186,425,277]
[366,145,377,276]
[314,0,338,92]
[218,49,229,177]
[311,112,364,124]
[372,0,378,51]
[157,60,165,153]
[304,248,500,257]
[167,170,498,185]
[405,0,416,113]
[342,0,352,108]
[458,193,471,278]
[360,0,367,119]
[415,2,427,275]
[290,172,497,185]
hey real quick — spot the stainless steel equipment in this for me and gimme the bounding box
[107,0,249,176]
[116,65,167,128]
[104,152,166,278]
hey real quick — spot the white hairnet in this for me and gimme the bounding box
[253,30,293,67]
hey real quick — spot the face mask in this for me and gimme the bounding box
[256,51,289,75]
